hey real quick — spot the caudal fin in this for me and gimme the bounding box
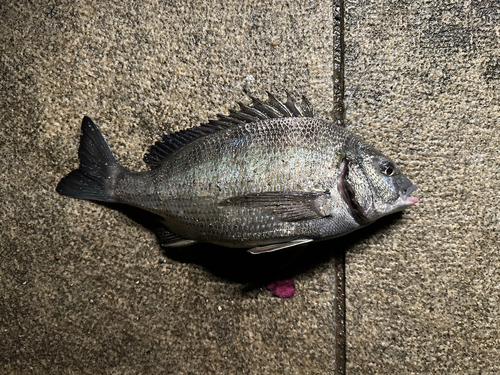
[56,116,125,202]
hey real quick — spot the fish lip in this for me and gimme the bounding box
[402,184,419,204]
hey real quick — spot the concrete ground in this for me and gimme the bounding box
[344,0,500,372]
[1,0,499,374]
[1,1,339,374]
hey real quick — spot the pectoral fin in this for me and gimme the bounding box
[248,239,313,254]
[220,191,331,222]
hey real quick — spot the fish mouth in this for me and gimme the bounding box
[402,184,419,205]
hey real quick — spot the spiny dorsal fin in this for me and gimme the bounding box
[143,92,315,167]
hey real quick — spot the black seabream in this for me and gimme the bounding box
[57,92,418,254]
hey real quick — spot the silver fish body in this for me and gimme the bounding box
[57,93,418,253]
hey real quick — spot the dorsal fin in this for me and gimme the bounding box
[143,92,315,167]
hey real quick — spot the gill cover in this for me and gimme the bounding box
[338,158,369,225]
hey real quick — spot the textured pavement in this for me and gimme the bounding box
[344,0,500,372]
[1,1,339,374]
[2,0,500,374]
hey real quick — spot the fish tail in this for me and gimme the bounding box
[56,116,126,202]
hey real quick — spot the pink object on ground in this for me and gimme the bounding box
[267,278,296,298]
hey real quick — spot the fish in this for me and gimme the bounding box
[57,92,418,254]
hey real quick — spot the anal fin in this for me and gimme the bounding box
[248,239,313,254]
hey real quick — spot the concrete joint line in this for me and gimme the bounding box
[333,0,346,374]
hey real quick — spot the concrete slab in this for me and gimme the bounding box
[1,1,340,373]
[344,0,500,372]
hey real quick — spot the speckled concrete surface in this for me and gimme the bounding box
[1,1,339,374]
[344,0,500,372]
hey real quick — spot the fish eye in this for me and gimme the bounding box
[381,162,396,176]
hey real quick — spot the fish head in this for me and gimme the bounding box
[354,147,418,220]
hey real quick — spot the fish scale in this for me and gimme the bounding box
[57,92,418,254]
[122,120,337,244]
